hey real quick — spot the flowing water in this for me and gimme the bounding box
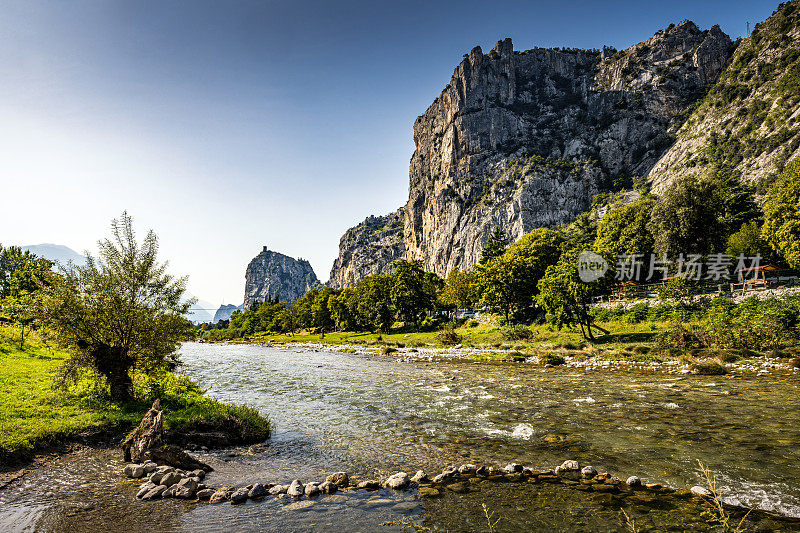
[2,342,800,532]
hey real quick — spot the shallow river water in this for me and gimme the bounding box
[2,342,800,532]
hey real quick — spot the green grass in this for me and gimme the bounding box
[0,326,271,464]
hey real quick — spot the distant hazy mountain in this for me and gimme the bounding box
[20,243,87,266]
[19,243,215,324]
[212,303,241,324]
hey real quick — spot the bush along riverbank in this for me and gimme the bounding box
[0,326,271,468]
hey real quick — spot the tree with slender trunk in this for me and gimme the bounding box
[42,212,194,402]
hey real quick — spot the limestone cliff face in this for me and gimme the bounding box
[329,21,733,284]
[328,208,405,289]
[405,23,732,277]
[649,3,800,192]
[243,247,318,309]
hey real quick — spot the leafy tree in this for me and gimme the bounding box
[726,220,781,265]
[440,268,475,310]
[41,213,194,402]
[474,228,563,323]
[537,248,610,340]
[0,245,55,347]
[480,228,509,263]
[390,259,441,324]
[648,175,725,258]
[356,274,394,332]
[594,197,656,259]
[763,158,800,268]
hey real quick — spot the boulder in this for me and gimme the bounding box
[410,470,428,483]
[384,472,410,490]
[356,480,380,490]
[197,489,215,500]
[320,481,337,494]
[458,464,477,475]
[142,462,157,474]
[191,469,206,481]
[143,445,212,473]
[287,480,305,497]
[581,466,598,479]
[691,485,713,498]
[123,464,145,478]
[173,477,199,499]
[503,463,523,474]
[248,483,267,499]
[160,472,182,487]
[626,476,642,487]
[148,472,164,485]
[326,472,349,487]
[209,490,231,504]
[142,485,168,501]
[136,482,156,498]
[304,483,321,497]
[230,487,250,504]
[269,485,287,495]
[122,399,164,463]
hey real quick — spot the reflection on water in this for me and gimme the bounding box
[2,342,800,531]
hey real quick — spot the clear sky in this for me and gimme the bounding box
[0,0,780,307]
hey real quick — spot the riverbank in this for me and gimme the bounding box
[0,326,271,470]
[208,319,800,375]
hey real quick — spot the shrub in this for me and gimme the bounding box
[468,320,479,328]
[540,354,566,366]
[625,303,650,324]
[437,326,463,346]
[502,325,534,341]
[689,360,728,375]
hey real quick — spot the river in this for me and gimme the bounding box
[2,342,799,531]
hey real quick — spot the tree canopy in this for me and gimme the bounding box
[763,159,800,268]
[41,213,194,401]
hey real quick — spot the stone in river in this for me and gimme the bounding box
[320,481,337,494]
[384,472,410,490]
[393,502,420,513]
[626,476,642,487]
[458,464,477,475]
[209,490,231,504]
[418,487,440,497]
[446,482,469,494]
[196,489,215,500]
[356,480,381,490]
[282,500,315,511]
[269,485,287,495]
[326,472,349,487]
[142,485,168,501]
[230,487,250,504]
[410,470,428,483]
[136,482,156,498]
[691,485,713,497]
[503,463,523,474]
[287,479,305,497]
[304,483,321,497]
[142,462,157,474]
[248,483,267,499]
[123,464,145,479]
[159,472,181,487]
[581,466,598,478]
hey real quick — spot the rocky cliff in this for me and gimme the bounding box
[649,2,800,192]
[243,246,318,309]
[328,208,405,289]
[404,23,732,277]
[329,20,735,284]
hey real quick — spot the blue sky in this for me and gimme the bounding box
[0,0,779,307]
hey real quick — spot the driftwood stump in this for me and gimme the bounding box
[122,399,163,462]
